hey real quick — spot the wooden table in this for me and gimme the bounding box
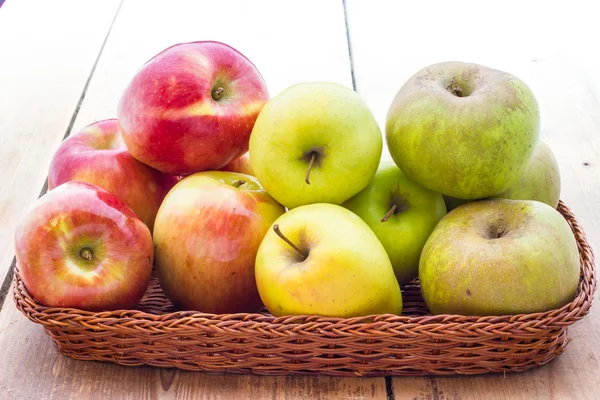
[1,0,598,398]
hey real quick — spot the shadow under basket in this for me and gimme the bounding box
[12,201,597,377]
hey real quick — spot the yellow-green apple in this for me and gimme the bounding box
[118,41,269,175]
[249,82,382,209]
[494,140,561,208]
[444,141,561,211]
[419,199,580,316]
[219,152,253,175]
[14,181,153,311]
[343,163,446,284]
[386,61,540,199]
[255,203,402,317]
[48,119,177,231]
[153,171,285,313]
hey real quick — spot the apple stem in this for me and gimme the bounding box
[212,87,225,100]
[80,248,93,261]
[497,226,505,238]
[381,204,397,222]
[232,180,246,188]
[305,152,317,185]
[273,224,308,260]
[447,79,463,97]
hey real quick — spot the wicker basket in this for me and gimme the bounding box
[12,201,596,377]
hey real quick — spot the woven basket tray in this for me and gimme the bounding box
[12,201,596,377]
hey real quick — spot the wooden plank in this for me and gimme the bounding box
[0,0,122,292]
[345,0,600,398]
[0,305,386,399]
[0,0,386,398]
[69,0,354,128]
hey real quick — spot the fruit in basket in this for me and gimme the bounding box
[386,61,540,199]
[48,119,177,231]
[14,182,153,311]
[118,41,269,175]
[443,141,560,211]
[255,203,402,317]
[494,140,561,208]
[249,82,382,209]
[343,162,446,284]
[219,152,254,175]
[153,171,285,314]
[419,199,580,316]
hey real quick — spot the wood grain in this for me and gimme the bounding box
[0,0,122,289]
[0,0,387,398]
[345,0,600,398]
[68,0,354,130]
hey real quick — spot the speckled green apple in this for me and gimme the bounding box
[419,199,580,316]
[250,82,382,209]
[386,61,540,199]
[443,141,561,211]
[255,204,402,317]
[495,140,561,208]
[343,162,446,284]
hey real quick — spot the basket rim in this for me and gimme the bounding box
[12,200,597,332]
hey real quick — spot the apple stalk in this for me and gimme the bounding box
[272,224,308,260]
[305,152,317,185]
[381,204,397,222]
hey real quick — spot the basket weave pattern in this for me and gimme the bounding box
[13,201,596,376]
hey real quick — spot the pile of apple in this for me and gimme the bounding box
[15,41,580,318]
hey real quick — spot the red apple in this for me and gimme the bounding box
[153,171,285,313]
[48,119,177,231]
[117,41,269,175]
[219,152,254,175]
[14,181,154,311]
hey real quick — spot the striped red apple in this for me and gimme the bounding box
[48,119,177,231]
[14,182,153,311]
[117,41,269,175]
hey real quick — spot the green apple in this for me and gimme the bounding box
[249,82,382,209]
[494,140,561,208]
[343,162,446,284]
[444,141,561,210]
[386,61,540,199]
[255,203,402,317]
[419,199,580,316]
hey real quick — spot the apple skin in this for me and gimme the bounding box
[444,141,561,210]
[14,181,153,311]
[494,140,561,208]
[118,41,269,175]
[250,82,382,209]
[219,152,254,176]
[48,119,178,231]
[153,171,285,314]
[343,162,446,284]
[255,203,402,317]
[419,199,580,316]
[386,61,540,199]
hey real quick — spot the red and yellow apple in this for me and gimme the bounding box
[118,41,269,175]
[153,171,285,314]
[48,119,177,231]
[219,152,253,176]
[14,181,154,311]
